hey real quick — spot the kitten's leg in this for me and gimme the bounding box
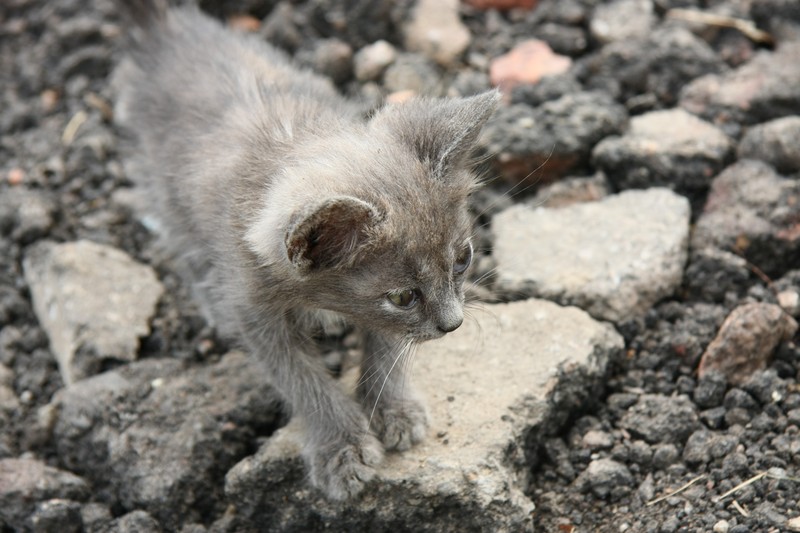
[357,332,429,451]
[244,317,383,500]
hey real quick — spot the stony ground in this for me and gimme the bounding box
[2,0,800,531]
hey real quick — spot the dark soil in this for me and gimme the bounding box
[2,0,800,532]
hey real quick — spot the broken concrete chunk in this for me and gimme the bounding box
[492,188,690,323]
[22,239,164,385]
[223,299,624,531]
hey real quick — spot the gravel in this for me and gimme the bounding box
[2,0,799,531]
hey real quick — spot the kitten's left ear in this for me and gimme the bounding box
[285,196,382,271]
[375,90,501,180]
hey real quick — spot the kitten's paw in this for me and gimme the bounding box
[370,399,429,452]
[309,434,384,500]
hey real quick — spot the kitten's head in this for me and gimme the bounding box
[252,90,499,341]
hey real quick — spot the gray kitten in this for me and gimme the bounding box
[114,1,499,499]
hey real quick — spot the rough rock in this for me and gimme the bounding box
[698,303,798,385]
[575,458,634,499]
[684,248,751,303]
[404,0,470,67]
[738,116,800,174]
[592,108,734,193]
[222,299,624,532]
[509,72,582,106]
[529,173,610,209]
[0,187,57,244]
[49,352,283,530]
[482,91,627,184]
[30,499,84,533]
[531,22,587,56]
[680,42,800,128]
[296,38,353,85]
[0,457,89,531]
[618,394,700,445]
[353,40,397,82]
[692,159,800,278]
[590,0,655,44]
[492,188,690,323]
[382,53,442,95]
[489,39,572,96]
[22,240,163,385]
[583,26,725,106]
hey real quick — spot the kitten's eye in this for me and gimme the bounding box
[387,289,418,309]
[453,241,473,275]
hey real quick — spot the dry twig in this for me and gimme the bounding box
[667,8,774,44]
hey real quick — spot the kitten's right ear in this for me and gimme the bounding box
[285,197,382,271]
[373,90,501,181]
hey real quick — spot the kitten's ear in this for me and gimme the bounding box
[375,90,500,180]
[285,196,382,271]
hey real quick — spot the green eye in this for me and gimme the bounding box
[387,289,418,309]
[453,241,473,275]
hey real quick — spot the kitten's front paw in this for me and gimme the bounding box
[309,433,384,500]
[369,398,429,452]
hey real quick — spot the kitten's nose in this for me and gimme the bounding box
[437,317,463,333]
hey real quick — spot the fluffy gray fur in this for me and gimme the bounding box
[114,2,499,499]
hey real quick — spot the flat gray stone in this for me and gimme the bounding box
[22,240,163,385]
[492,188,690,323]
[223,299,624,532]
[592,108,734,191]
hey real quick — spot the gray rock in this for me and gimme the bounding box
[535,23,588,56]
[681,42,800,127]
[482,91,627,184]
[404,0,470,67]
[684,248,751,303]
[492,188,690,323]
[31,499,83,533]
[592,108,734,192]
[22,240,164,385]
[50,352,283,531]
[296,38,353,85]
[738,116,800,174]
[575,458,634,499]
[0,457,89,531]
[590,0,655,44]
[683,428,713,465]
[693,160,800,277]
[619,394,700,445]
[529,173,610,209]
[652,444,679,469]
[698,303,797,386]
[382,53,442,96]
[97,510,162,533]
[693,371,728,409]
[353,40,397,82]
[509,73,582,107]
[584,26,725,106]
[223,299,623,532]
[0,187,57,244]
